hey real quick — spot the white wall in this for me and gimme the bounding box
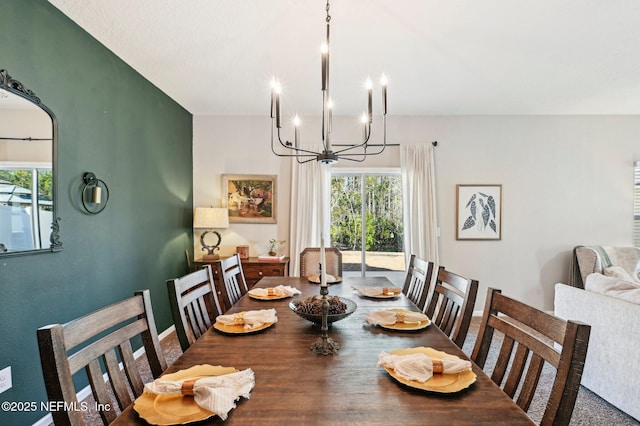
[193,116,290,258]
[194,114,640,311]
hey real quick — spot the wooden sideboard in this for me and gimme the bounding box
[194,256,290,289]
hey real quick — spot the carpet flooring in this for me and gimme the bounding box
[70,319,638,425]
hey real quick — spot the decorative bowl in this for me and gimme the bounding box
[289,296,357,325]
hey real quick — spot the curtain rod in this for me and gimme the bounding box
[332,141,438,147]
[0,137,52,141]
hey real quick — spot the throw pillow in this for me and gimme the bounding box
[603,265,640,284]
[585,273,640,305]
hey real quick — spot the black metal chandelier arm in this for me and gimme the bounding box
[332,125,372,156]
[297,155,320,164]
[336,154,368,162]
[270,124,315,158]
[270,143,318,160]
[335,118,388,158]
[272,124,326,157]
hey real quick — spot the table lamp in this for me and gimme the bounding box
[194,207,229,261]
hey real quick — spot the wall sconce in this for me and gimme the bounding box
[193,207,229,260]
[81,172,110,215]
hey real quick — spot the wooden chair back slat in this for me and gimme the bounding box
[503,344,529,397]
[67,319,148,375]
[491,335,515,384]
[103,348,133,409]
[471,288,591,426]
[167,264,224,352]
[86,359,117,424]
[493,291,568,344]
[60,296,144,348]
[37,290,167,426]
[401,255,437,311]
[300,247,343,277]
[489,310,562,366]
[187,303,206,338]
[517,353,544,411]
[442,299,460,336]
[119,341,144,396]
[425,268,478,348]
[189,298,209,337]
[216,254,249,311]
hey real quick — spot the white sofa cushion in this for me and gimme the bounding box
[585,272,640,305]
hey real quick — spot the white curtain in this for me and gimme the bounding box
[401,143,439,265]
[289,146,331,275]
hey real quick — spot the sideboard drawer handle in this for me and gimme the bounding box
[259,271,263,275]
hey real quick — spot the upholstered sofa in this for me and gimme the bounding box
[554,246,640,421]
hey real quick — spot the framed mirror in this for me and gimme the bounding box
[0,69,62,256]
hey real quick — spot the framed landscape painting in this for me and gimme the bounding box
[222,174,277,223]
[456,184,502,240]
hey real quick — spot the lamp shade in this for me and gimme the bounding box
[193,207,229,229]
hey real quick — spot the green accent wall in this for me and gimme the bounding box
[0,0,193,423]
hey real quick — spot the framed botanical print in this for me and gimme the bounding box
[456,184,502,240]
[222,174,277,223]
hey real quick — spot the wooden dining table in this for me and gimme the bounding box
[113,276,533,425]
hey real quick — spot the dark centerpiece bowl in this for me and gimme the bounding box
[289,295,357,325]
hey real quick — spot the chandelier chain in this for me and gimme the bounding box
[326,0,331,22]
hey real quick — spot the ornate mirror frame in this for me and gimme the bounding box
[0,68,62,256]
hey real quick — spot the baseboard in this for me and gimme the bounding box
[32,325,176,426]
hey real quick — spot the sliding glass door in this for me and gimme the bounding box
[330,170,405,284]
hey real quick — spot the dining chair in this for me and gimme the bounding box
[401,254,439,311]
[299,247,343,277]
[167,264,224,352]
[37,290,167,426]
[424,267,478,348]
[471,288,591,426]
[215,253,249,310]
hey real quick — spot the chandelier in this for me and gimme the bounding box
[270,0,388,164]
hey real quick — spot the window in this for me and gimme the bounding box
[330,169,405,284]
[0,164,52,251]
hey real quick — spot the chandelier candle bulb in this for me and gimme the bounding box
[275,91,281,128]
[270,78,277,118]
[381,74,388,115]
[366,78,373,123]
[293,115,300,146]
[361,113,368,141]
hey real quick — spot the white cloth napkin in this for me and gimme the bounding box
[248,285,301,298]
[358,287,400,297]
[216,309,278,330]
[365,310,428,326]
[144,368,255,420]
[377,351,471,383]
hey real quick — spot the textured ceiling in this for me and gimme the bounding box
[48,0,640,116]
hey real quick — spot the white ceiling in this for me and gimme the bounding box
[48,0,640,116]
